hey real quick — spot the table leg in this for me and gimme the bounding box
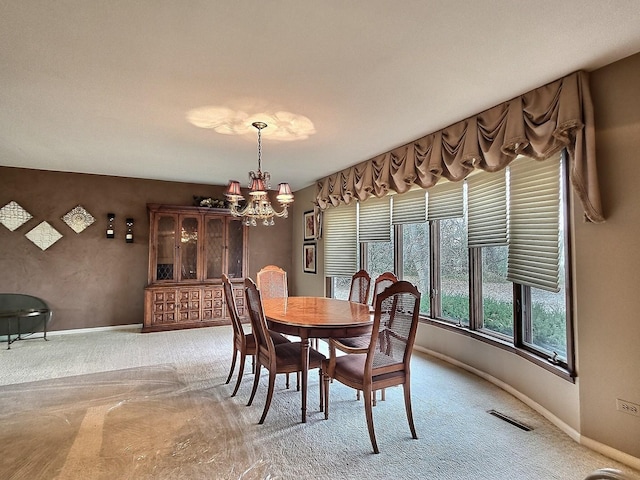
[300,333,309,423]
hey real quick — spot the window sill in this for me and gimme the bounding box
[419,317,576,382]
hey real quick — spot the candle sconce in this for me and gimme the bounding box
[106,213,115,239]
[125,218,134,243]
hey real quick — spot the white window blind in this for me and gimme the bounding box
[392,189,427,224]
[323,202,358,277]
[359,196,391,242]
[427,181,464,220]
[507,153,561,292]
[466,170,507,247]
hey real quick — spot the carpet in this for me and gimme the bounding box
[0,327,637,480]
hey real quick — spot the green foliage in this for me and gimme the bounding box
[483,297,513,336]
[438,294,566,357]
[531,303,567,355]
[442,294,469,323]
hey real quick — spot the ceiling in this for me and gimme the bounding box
[2,1,640,193]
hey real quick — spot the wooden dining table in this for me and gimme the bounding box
[261,296,373,423]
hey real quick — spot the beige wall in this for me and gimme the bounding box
[576,52,640,458]
[0,167,292,330]
[291,53,640,464]
[289,185,325,296]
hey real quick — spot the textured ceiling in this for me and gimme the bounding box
[2,1,640,192]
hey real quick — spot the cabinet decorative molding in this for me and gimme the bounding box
[143,204,248,332]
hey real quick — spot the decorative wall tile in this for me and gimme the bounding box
[0,200,33,231]
[62,205,95,233]
[25,221,63,250]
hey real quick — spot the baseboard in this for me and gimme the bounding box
[47,324,143,336]
[414,345,640,471]
[580,436,640,472]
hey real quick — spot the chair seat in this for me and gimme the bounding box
[241,330,289,352]
[328,353,404,386]
[243,332,257,351]
[275,342,325,371]
[270,331,290,345]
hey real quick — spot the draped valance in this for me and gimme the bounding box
[315,70,604,223]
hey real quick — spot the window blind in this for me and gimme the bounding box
[427,181,464,220]
[466,170,507,247]
[359,195,391,242]
[507,153,561,292]
[392,189,427,224]
[323,202,358,277]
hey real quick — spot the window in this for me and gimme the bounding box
[479,245,513,338]
[364,240,394,284]
[438,217,469,325]
[323,151,573,378]
[399,222,430,315]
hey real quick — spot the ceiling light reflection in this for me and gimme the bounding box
[187,106,315,141]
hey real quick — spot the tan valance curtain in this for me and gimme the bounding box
[316,70,603,223]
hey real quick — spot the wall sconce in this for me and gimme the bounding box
[125,218,134,243]
[106,213,115,238]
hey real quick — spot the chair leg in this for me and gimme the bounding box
[296,372,301,391]
[225,346,238,384]
[286,373,290,389]
[403,382,418,440]
[381,388,386,402]
[231,351,247,397]
[259,370,277,424]
[319,369,324,412]
[356,390,361,401]
[323,373,330,420]
[363,386,379,454]
[247,364,262,406]
[372,390,377,406]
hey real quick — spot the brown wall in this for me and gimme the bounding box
[0,167,292,331]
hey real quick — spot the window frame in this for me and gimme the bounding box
[325,151,575,381]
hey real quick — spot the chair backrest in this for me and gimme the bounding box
[244,278,276,360]
[222,274,244,341]
[366,280,421,376]
[371,272,398,306]
[348,269,371,304]
[256,265,288,300]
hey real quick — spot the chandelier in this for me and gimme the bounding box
[225,122,294,226]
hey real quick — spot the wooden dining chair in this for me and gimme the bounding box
[348,269,371,304]
[322,280,421,454]
[338,271,399,404]
[366,271,398,403]
[245,278,326,424]
[371,272,398,306]
[255,265,288,300]
[222,274,291,396]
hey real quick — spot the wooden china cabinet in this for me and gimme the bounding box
[143,204,248,332]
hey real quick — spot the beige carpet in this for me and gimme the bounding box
[0,327,638,480]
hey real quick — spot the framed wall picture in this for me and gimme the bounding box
[303,210,316,240]
[303,243,316,274]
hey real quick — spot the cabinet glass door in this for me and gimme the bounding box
[180,217,199,281]
[156,215,176,281]
[205,217,224,280]
[227,218,244,279]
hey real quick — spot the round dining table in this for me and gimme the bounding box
[261,296,372,423]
